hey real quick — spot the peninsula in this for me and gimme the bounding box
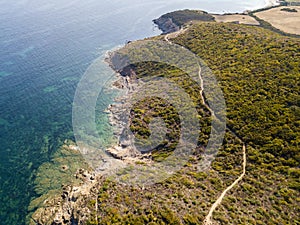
[29,3,299,225]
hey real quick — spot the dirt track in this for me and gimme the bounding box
[164,31,248,225]
[203,144,246,225]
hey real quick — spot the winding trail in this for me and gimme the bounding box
[164,32,248,225]
[164,28,186,43]
[198,63,247,224]
[203,144,246,225]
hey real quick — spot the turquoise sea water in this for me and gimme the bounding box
[0,0,268,224]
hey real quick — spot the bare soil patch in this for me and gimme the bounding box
[255,6,300,35]
[213,14,260,25]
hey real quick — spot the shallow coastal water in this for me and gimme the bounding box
[0,0,270,224]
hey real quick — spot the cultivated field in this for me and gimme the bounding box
[255,6,300,35]
[213,14,260,25]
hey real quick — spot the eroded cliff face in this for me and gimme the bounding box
[153,17,180,34]
[153,9,215,34]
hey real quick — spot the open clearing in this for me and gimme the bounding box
[285,0,300,3]
[255,6,300,35]
[213,14,260,25]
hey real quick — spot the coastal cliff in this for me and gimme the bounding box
[29,8,299,225]
[153,9,215,34]
[153,17,180,34]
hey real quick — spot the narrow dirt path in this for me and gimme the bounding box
[197,63,247,225]
[164,34,247,225]
[198,59,247,225]
[198,53,247,225]
[164,28,186,43]
[203,144,246,225]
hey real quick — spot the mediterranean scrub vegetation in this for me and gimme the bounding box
[128,61,212,160]
[86,22,299,224]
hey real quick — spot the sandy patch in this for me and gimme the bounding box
[285,0,300,2]
[213,14,260,25]
[255,6,300,35]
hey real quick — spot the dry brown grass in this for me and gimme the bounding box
[213,14,260,26]
[285,0,300,2]
[255,6,300,35]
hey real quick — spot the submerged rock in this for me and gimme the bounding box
[27,141,93,225]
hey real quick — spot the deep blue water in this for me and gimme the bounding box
[0,0,268,224]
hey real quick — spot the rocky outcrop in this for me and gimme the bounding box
[153,10,215,34]
[29,169,97,225]
[153,17,180,34]
[105,67,152,163]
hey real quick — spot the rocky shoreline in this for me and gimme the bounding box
[28,4,289,224]
[152,10,215,34]
[27,142,99,225]
[28,51,152,225]
[28,10,225,224]
[105,53,153,163]
[30,168,97,225]
[153,17,180,34]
